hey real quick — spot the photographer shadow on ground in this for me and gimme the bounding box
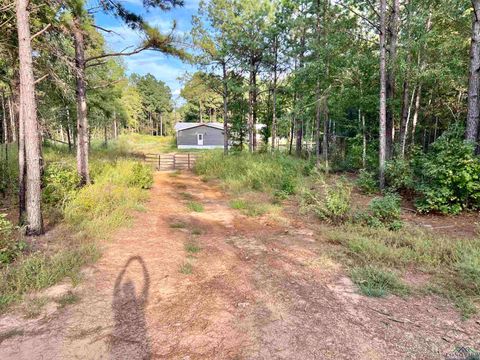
[111,256,151,360]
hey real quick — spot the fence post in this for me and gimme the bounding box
[173,154,176,170]
[158,154,161,170]
[188,153,190,170]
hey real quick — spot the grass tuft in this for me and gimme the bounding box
[187,201,204,213]
[191,228,202,235]
[23,297,49,318]
[350,266,409,297]
[179,262,193,275]
[185,242,201,254]
[56,292,80,308]
[229,198,277,217]
[170,221,186,229]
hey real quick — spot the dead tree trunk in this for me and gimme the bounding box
[16,0,43,234]
[379,0,387,189]
[399,79,410,157]
[73,19,90,185]
[466,0,480,146]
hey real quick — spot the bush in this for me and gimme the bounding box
[42,163,80,208]
[385,158,414,192]
[302,179,352,224]
[0,215,26,265]
[356,169,377,194]
[368,193,402,226]
[413,130,480,214]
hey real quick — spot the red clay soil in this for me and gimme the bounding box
[0,172,479,359]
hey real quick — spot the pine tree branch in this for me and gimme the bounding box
[85,46,149,64]
[34,74,49,85]
[31,23,51,40]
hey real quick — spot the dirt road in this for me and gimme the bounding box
[0,172,478,359]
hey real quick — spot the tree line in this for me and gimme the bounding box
[186,0,479,182]
[0,0,184,235]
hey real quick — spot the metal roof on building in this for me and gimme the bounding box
[174,122,224,132]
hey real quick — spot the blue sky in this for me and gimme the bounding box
[92,0,201,106]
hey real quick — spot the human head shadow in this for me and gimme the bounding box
[111,256,151,360]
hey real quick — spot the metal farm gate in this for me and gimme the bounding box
[144,153,199,171]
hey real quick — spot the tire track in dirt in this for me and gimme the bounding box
[0,172,478,359]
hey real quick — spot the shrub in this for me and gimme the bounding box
[42,163,80,208]
[356,169,377,194]
[0,215,25,265]
[128,163,154,189]
[413,130,480,214]
[385,158,414,192]
[302,179,352,223]
[368,193,402,226]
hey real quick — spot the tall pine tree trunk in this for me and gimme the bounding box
[222,62,229,155]
[271,36,278,152]
[248,60,255,152]
[73,19,90,185]
[315,84,321,166]
[379,0,387,189]
[466,0,480,145]
[386,0,399,159]
[322,99,330,171]
[16,0,43,234]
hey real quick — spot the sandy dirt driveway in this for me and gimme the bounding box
[0,172,479,359]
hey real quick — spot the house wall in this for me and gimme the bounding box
[177,125,224,147]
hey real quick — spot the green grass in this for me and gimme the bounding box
[350,266,409,297]
[0,243,99,313]
[179,262,193,275]
[185,242,201,254]
[229,198,274,217]
[194,151,308,195]
[326,223,480,317]
[187,201,204,213]
[116,134,176,154]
